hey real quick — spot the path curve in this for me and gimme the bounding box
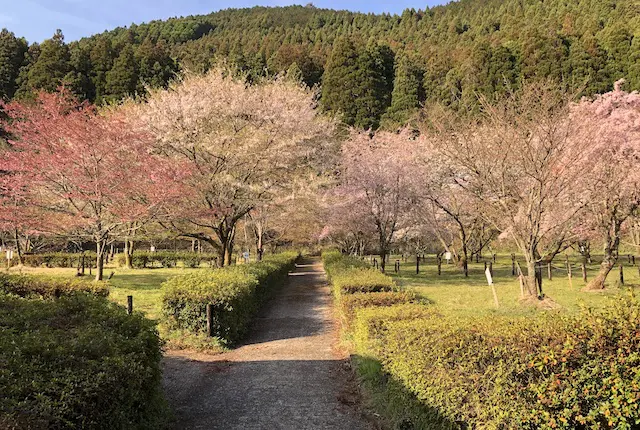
[162,257,374,429]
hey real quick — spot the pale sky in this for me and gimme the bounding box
[0,0,448,43]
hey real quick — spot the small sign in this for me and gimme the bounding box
[444,252,452,262]
[485,267,493,285]
[6,250,13,260]
[150,246,156,252]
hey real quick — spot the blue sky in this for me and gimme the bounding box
[0,0,448,43]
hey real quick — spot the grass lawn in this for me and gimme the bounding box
[379,254,640,317]
[6,264,203,321]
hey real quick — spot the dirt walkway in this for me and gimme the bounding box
[162,257,374,430]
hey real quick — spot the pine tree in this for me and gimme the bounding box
[89,37,114,103]
[0,29,28,100]
[105,45,139,100]
[18,30,70,96]
[381,54,424,129]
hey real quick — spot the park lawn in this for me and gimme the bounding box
[6,265,203,321]
[383,254,639,317]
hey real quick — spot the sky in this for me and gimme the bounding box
[0,0,448,43]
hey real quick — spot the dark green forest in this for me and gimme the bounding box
[1,0,639,129]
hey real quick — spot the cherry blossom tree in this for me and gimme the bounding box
[0,91,180,280]
[572,80,640,290]
[426,83,590,301]
[130,69,335,266]
[333,129,421,272]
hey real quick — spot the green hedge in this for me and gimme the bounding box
[14,252,97,268]
[161,252,298,345]
[115,251,218,268]
[339,291,419,329]
[0,293,166,429]
[325,248,640,428]
[365,299,640,428]
[0,273,109,298]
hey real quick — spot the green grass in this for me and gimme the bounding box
[5,264,203,321]
[376,254,639,316]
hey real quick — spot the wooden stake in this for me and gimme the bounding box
[620,265,624,285]
[206,304,214,337]
[127,295,133,315]
[416,256,420,275]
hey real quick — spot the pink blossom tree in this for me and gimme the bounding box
[426,83,590,301]
[0,91,180,280]
[333,129,421,272]
[571,80,640,290]
[130,69,335,266]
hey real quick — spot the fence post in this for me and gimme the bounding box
[206,304,214,337]
[493,253,497,263]
[511,253,516,276]
[489,262,493,278]
[395,260,400,273]
[437,256,442,276]
[416,256,420,275]
[484,261,487,272]
[127,295,133,315]
[620,265,624,286]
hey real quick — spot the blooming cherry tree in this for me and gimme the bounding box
[0,91,179,280]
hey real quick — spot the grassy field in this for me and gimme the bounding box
[6,264,203,321]
[379,254,640,316]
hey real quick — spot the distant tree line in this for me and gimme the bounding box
[1,1,639,130]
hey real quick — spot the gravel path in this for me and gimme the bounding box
[162,257,374,430]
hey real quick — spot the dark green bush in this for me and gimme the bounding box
[0,293,166,429]
[161,252,298,345]
[364,298,640,429]
[322,250,369,281]
[0,273,109,298]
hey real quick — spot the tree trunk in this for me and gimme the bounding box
[524,258,539,298]
[95,240,106,281]
[124,239,134,269]
[256,224,264,261]
[13,228,23,265]
[379,250,387,273]
[585,223,621,290]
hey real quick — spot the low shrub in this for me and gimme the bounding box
[161,252,298,345]
[322,250,369,281]
[115,251,218,268]
[0,293,166,429]
[371,298,640,429]
[0,273,109,298]
[332,268,396,295]
[339,291,418,329]
[16,252,97,268]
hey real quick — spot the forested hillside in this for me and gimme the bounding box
[1,0,639,129]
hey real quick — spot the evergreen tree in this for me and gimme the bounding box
[89,37,114,103]
[353,42,394,130]
[18,30,70,96]
[380,54,424,130]
[0,29,28,100]
[105,45,139,100]
[321,37,360,125]
[64,44,94,100]
[136,38,176,91]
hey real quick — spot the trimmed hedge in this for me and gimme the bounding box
[115,251,218,268]
[0,273,109,298]
[0,293,166,429]
[323,251,640,429]
[161,252,298,345]
[369,300,640,428]
[15,252,97,268]
[339,291,418,329]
